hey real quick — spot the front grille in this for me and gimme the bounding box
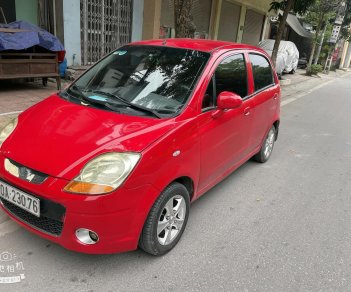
[1,194,66,237]
[5,158,48,184]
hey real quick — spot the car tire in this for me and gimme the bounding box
[139,182,190,256]
[253,125,276,163]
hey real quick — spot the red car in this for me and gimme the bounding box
[0,39,280,255]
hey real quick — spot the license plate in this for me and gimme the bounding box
[0,181,40,217]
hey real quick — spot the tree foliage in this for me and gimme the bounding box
[174,0,196,38]
[269,0,315,66]
[303,0,340,71]
[270,0,315,15]
[339,0,351,41]
[340,26,351,42]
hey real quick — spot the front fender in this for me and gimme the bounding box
[124,117,200,203]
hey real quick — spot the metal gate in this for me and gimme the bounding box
[80,0,133,65]
[241,9,264,46]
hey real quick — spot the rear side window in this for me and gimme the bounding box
[215,54,247,98]
[249,54,274,92]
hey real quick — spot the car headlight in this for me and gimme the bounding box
[0,118,18,147]
[64,152,140,195]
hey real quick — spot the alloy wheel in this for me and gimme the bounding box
[157,195,187,246]
[264,127,275,159]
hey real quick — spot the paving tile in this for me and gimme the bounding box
[0,80,61,115]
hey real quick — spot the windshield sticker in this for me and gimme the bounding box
[113,50,127,56]
[87,95,109,102]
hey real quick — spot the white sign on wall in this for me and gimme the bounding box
[329,25,341,43]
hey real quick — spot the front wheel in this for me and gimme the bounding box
[253,125,276,163]
[139,182,190,256]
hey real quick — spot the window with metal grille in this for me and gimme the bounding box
[80,0,132,65]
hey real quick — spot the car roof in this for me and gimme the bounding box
[130,38,265,54]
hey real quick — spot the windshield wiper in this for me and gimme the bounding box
[66,84,94,104]
[87,90,162,119]
[65,85,119,112]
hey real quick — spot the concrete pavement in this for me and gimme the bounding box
[280,68,350,101]
[0,80,61,127]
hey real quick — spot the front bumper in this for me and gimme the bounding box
[0,162,160,254]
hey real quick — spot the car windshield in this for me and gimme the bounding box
[61,45,210,118]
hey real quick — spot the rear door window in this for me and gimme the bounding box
[249,54,274,92]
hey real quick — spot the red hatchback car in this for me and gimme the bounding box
[0,39,280,255]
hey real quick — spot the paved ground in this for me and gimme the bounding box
[0,72,351,291]
[281,68,349,101]
[0,80,63,126]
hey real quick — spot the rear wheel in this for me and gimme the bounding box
[139,182,190,256]
[253,125,276,163]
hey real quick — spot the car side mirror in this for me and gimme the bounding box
[217,91,243,109]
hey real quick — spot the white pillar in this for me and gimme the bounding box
[339,41,349,68]
[132,0,144,42]
[63,0,81,66]
[260,15,269,41]
[142,0,161,40]
[209,0,222,40]
[236,5,247,43]
[344,43,351,68]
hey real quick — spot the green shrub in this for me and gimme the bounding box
[306,64,323,76]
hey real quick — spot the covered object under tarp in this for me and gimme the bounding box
[259,39,299,75]
[0,21,65,89]
[0,21,64,52]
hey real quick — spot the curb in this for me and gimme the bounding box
[281,71,351,107]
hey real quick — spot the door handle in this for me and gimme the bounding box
[273,93,278,100]
[244,107,251,116]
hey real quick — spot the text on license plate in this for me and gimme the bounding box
[0,181,40,217]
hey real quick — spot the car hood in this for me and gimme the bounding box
[2,95,175,180]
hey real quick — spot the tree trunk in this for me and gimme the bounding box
[313,23,327,65]
[307,13,324,70]
[174,0,196,38]
[271,0,295,67]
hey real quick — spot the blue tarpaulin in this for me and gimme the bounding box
[0,21,64,52]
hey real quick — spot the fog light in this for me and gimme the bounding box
[89,231,99,242]
[75,228,99,245]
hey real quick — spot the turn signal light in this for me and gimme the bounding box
[64,181,114,195]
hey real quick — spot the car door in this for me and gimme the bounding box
[197,52,254,191]
[247,53,280,150]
